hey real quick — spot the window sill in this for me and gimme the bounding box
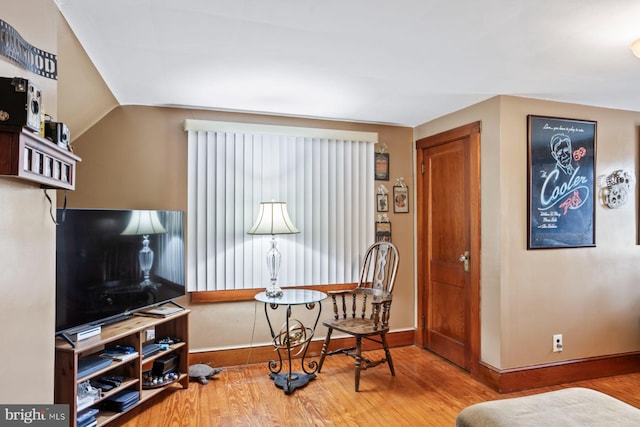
[190,283,356,303]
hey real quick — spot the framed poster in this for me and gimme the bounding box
[527,115,596,249]
[393,185,409,213]
[375,153,389,181]
[375,221,391,242]
[376,193,389,212]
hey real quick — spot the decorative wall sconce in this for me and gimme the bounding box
[601,169,635,209]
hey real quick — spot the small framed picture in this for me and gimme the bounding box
[393,185,409,213]
[375,221,392,242]
[375,153,389,181]
[376,194,389,212]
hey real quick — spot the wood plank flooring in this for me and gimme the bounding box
[117,346,640,426]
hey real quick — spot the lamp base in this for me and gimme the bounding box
[265,236,283,298]
[265,285,283,298]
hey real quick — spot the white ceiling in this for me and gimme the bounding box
[54,0,640,127]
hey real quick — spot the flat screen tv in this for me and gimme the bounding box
[55,208,185,335]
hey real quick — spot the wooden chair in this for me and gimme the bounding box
[317,241,399,391]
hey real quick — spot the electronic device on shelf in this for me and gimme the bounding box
[152,354,179,376]
[94,375,125,389]
[0,76,42,132]
[102,390,140,412]
[55,209,185,344]
[90,380,114,392]
[142,343,163,359]
[156,336,181,345]
[77,356,112,379]
[44,119,70,150]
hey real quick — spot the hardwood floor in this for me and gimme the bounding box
[117,346,640,426]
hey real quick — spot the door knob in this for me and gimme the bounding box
[459,251,470,272]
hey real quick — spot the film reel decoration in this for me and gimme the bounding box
[602,170,635,209]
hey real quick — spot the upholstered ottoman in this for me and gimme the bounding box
[456,387,640,426]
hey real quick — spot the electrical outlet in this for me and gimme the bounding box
[553,334,563,352]
[145,328,156,341]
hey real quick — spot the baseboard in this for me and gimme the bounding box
[477,351,640,393]
[189,329,416,368]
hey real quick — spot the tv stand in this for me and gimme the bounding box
[54,309,189,426]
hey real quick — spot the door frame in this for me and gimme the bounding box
[415,121,481,377]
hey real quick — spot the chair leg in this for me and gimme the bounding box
[354,336,362,392]
[317,327,333,372]
[381,333,395,376]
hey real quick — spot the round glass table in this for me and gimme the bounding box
[255,289,327,394]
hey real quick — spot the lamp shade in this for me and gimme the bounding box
[631,38,640,58]
[248,202,299,235]
[121,210,167,235]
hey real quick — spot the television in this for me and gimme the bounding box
[55,208,185,336]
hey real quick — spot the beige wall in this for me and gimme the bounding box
[54,7,415,369]
[56,14,118,139]
[63,105,416,352]
[415,95,640,369]
[414,97,503,366]
[6,6,639,406]
[0,0,59,403]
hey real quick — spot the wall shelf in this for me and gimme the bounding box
[0,125,81,190]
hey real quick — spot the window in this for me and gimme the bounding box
[185,120,376,293]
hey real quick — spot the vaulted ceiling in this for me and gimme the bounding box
[54,0,640,127]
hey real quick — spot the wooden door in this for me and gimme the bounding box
[416,122,480,375]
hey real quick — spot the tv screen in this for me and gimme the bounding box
[55,208,185,334]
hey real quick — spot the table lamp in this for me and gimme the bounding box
[121,210,167,287]
[248,201,299,298]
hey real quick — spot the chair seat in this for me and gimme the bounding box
[323,318,389,337]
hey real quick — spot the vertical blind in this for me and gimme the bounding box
[185,120,377,292]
